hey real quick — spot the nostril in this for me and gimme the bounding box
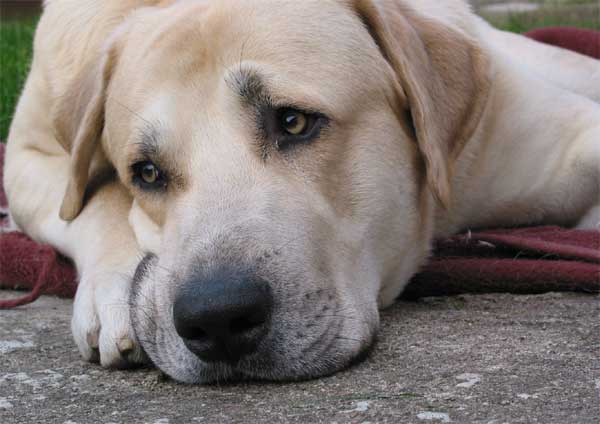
[188,327,208,341]
[174,321,209,342]
[229,316,265,335]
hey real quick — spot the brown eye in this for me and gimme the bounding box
[281,109,308,135]
[132,161,167,190]
[141,163,158,184]
[268,107,328,150]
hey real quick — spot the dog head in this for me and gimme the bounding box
[54,0,489,382]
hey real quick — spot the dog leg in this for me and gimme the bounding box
[573,125,600,230]
[481,21,600,102]
[576,205,600,230]
[5,145,146,368]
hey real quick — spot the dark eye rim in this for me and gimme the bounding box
[131,160,168,191]
[264,106,329,150]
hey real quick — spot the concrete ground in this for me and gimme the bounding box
[0,291,598,424]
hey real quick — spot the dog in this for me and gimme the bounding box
[4,0,599,383]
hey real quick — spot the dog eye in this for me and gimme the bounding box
[132,161,167,190]
[280,109,309,135]
[141,163,159,183]
[272,108,327,149]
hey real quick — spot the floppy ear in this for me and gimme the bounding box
[352,0,490,207]
[53,37,124,222]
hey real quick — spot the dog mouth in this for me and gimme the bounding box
[129,253,377,383]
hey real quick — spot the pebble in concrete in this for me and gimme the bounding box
[455,373,482,388]
[417,411,451,422]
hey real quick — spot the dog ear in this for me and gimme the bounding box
[352,0,490,207]
[53,34,125,221]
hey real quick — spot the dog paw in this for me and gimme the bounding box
[71,269,147,368]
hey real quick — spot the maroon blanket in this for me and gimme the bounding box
[1,28,599,308]
[526,27,600,59]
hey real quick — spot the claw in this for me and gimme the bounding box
[86,332,99,349]
[117,337,135,355]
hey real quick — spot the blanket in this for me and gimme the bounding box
[1,27,599,308]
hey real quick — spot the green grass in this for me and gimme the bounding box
[0,10,597,141]
[0,16,38,141]
[486,10,600,32]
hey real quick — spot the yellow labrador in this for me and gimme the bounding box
[5,0,599,382]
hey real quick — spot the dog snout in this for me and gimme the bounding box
[173,271,272,363]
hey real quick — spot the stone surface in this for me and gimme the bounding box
[1,291,598,423]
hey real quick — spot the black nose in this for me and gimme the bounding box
[173,272,272,363]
